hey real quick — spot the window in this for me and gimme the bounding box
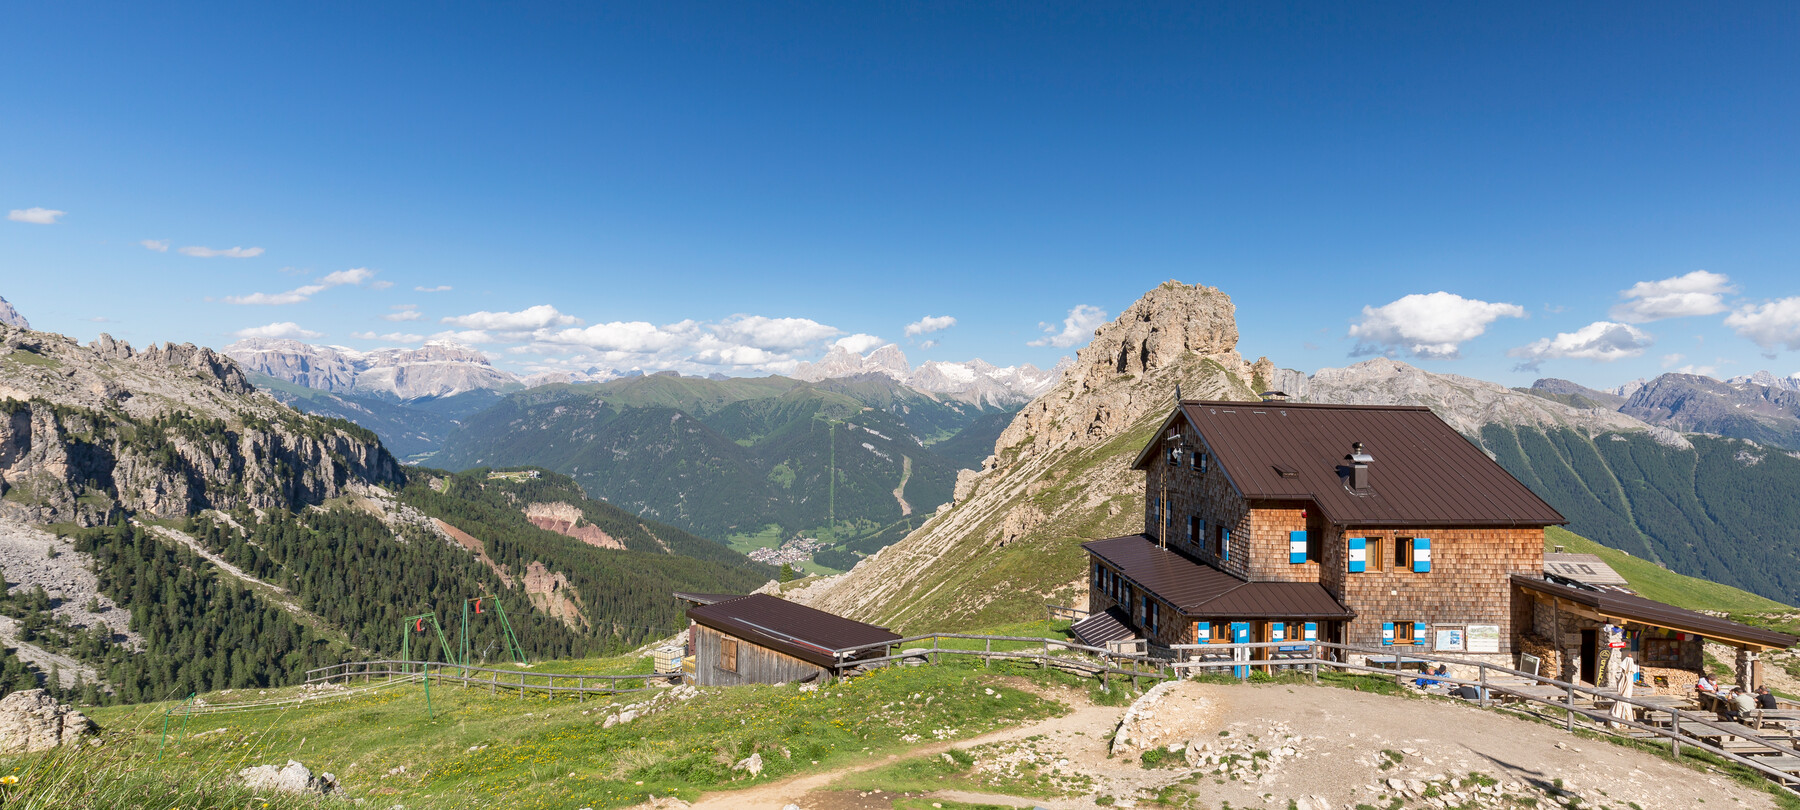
[1196,451,1208,473]
[719,637,738,673]
[1188,515,1200,545]
[1395,537,1414,569]
[1393,621,1415,645]
[1215,524,1228,557]
[1368,537,1384,571]
[1093,563,1103,589]
[1145,598,1159,634]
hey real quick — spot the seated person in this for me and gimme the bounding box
[1414,663,1450,688]
[1758,686,1780,711]
[1721,688,1757,722]
[1451,684,1484,701]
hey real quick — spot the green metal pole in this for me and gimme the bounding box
[492,600,527,664]
[156,693,197,763]
[461,599,470,666]
[423,662,433,720]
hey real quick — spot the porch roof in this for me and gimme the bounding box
[1084,534,1354,619]
[1512,575,1796,650]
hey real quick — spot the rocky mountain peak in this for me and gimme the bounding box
[0,296,27,330]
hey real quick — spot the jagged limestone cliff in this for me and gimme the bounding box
[0,324,399,525]
[792,281,1264,630]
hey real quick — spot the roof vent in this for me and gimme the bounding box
[1345,442,1373,491]
[1273,463,1299,479]
[1259,391,1289,402]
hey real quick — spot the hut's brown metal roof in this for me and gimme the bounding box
[1070,607,1137,647]
[686,593,902,669]
[1137,401,1567,528]
[1084,535,1353,619]
[1512,575,1797,650]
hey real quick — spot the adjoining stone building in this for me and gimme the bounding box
[1078,399,1796,687]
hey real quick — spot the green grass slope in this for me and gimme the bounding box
[1545,526,1789,613]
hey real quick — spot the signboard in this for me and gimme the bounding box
[1466,624,1501,653]
[1434,627,1465,651]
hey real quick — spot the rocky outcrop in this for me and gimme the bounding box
[0,324,400,526]
[0,689,96,752]
[523,561,586,630]
[794,281,1258,628]
[1619,373,1800,451]
[524,501,624,550]
[0,296,27,330]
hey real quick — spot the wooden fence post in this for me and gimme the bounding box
[1042,639,1050,672]
[985,638,991,669]
[933,636,940,666]
[1566,682,1576,732]
[1310,644,1319,684]
[1479,667,1489,708]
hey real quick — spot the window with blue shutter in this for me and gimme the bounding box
[1222,527,1231,562]
[1381,622,1395,646]
[1413,621,1428,646]
[1413,537,1432,572]
[1348,537,1366,572]
[1289,530,1308,564]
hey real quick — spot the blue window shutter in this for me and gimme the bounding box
[1222,527,1230,562]
[1272,622,1286,641]
[1414,621,1428,646]
[1303,622,1318,641]
[1289,530,1308,564]
[1348,537,1366,572]
[1413,537,1432,572]
[1382,622,1395,646]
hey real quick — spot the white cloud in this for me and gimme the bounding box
[834,333,885,354]
[919,339,938,350]
[712,315,840,350]
[541,320,693,353]
[1029,304,1108,348]
[1611,270,1735,323]
[1661,353,1685,367]
[181,245,265,258]
[1507,320,1653,369]
[442,304,582,331]
[8,207,65,224]
[430,329,496,344]
[382,310,422,322]
[415,285,453,292]
[904,315,957,337]
[140,239,170,252]
[1349,292,1526,359]
[224,267,379,305]
[234,322,322,339]
[1725,297,1800,351]
[351,331,424,343]
[1674,364,1719,378]
[370,280,393,290]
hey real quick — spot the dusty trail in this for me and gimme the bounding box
[680,683,1120,810]
[891,455,912,517]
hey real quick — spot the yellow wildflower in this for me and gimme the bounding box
[0,775,17,785]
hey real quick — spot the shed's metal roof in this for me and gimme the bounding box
[686,594,902,669]
[1136,401,1567,528]
[1084,535,1353,619]
[1543,553,1630,587]
[1070,606,1137,647]
[1512,575,1796,650]
[673,592,749,606]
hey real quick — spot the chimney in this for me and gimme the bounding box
[1345,441,1373,491]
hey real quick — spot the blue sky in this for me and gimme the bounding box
[4,2,1799,386]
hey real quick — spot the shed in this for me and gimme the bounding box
[685,594,901,686]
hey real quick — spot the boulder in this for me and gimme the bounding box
[0,689,97,753]
[237,759,340,795]
[733,752,764,777]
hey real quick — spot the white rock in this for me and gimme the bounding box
[734,752,764,777]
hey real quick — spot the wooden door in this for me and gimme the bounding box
[1580,629,1598,684]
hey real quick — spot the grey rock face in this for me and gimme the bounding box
[793,343,1065,408]
[0,689,97,752]
[0,296,27,330]
[238,760,340,795]
[224,338,521,398]
[1620,373,1800,450]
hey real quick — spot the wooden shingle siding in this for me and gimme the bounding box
[1335,526,1543,651]
[691,625,827,687]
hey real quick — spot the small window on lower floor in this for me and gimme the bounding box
[1393,621,1415,646]
[719,637,738,673]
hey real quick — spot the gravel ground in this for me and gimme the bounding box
[0,517,138,646]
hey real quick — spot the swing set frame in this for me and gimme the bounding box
[460,594,527,666]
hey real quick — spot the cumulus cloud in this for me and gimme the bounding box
[370,280,393,290]
[1349,292,1526,359]
[351,331,425,343]
[140,239,170,252]
[1611,270,1735,323]
[919,339,938,350]
[181,245,265,258]
[1725,297,1800,352]
[415,285,453,292]
[712,315,840,350]
[834,333,885,354]
[1507,321,1653,370]
[234,322,323,339]
[8,207,65,224]
[383,305,422,322]
[904,315,957,337]
[223,267,380,305]
[1029,304,1108,348]
[441,304,583,331]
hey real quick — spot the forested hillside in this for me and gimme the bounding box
[1482,425,1800,605]
[436,372,1014,570]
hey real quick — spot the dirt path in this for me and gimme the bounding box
[892,455,912,517]
[680,682,1119,810]
[137,521,358,651]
